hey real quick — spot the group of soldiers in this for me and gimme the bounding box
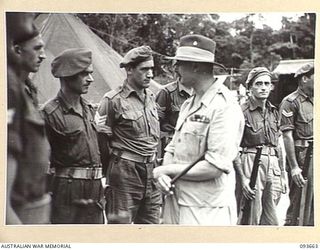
[7,13,314,226]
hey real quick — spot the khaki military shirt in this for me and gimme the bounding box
[165,78,244,207]
[41,90,101,168]
[156,80,192,133]
[8,72,50,205]
[97,81,160,157]
[280,88,313,140]
[241,97,280,148]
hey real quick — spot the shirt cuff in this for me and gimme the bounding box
[205,152,231,174]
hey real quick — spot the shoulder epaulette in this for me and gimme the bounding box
[103,86,122,99]
[286,91,299,102]
[164,81,178,93]
[41,98,59,115]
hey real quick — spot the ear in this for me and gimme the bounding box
[126,66,133,76]
[13,44,22,55]
[301,75,308,83]
[271,84,275,91]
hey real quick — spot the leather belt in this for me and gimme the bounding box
[54,166,103,179]
[243,145,278,156]
[295,139,313,148]
[112,148,156,163]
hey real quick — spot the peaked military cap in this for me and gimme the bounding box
[167,34,216,63]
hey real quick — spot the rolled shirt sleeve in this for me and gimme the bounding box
[96,97,114,137]
[205,100,244,174]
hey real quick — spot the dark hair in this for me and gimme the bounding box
[6,13,38,45]
[297,69,314,86]
[303,68,314,78]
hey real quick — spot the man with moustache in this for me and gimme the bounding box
[236,67,286,225]
[41,49,104,224]
[7,13,51,224]
[153,34,244,225]
[95,46,161,224]
[280,62,314,226]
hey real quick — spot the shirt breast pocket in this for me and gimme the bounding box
[64,128,82,140]
[122,110,145,137]
[243,121,265,146]
[296,111,313,137]
[177,121,209,160]
[246,120,263,133]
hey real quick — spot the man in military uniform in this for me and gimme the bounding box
[41,49,104,224]
[235,67,286,225]
[156,72,192,159]
[280,62,314,226]
[153,34,244,225]
[7,13,51,224]
[95,46,161,224]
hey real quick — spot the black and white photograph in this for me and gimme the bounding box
[2,1,319,244]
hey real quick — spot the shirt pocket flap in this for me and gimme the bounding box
[297,112,313,123]
[181,119,209,136]
[245,122,262,133]
[273,168,281,176]
[122,110,143,120]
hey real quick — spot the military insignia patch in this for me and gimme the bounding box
[94,112,107,125]
[282,110,293,117]
[190,114,210,123]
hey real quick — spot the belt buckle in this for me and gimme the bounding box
[86,167,96,179]
[267,147,271,155]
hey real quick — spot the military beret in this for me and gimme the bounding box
[167,34,216,64]
[51,48,92,78]
[120,46,153,68]
[246,67,272,87]
[294,62,314,78]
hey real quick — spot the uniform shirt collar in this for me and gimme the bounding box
[122,79,152,99]
[178,81,193,96]
[297,87,312,102]
[248,96,275,111]
[57,90,89,114]
[122,80,135,98]
[199,77,223,108]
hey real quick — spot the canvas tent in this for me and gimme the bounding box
[32,13,162,104]
[269,59,314,106]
